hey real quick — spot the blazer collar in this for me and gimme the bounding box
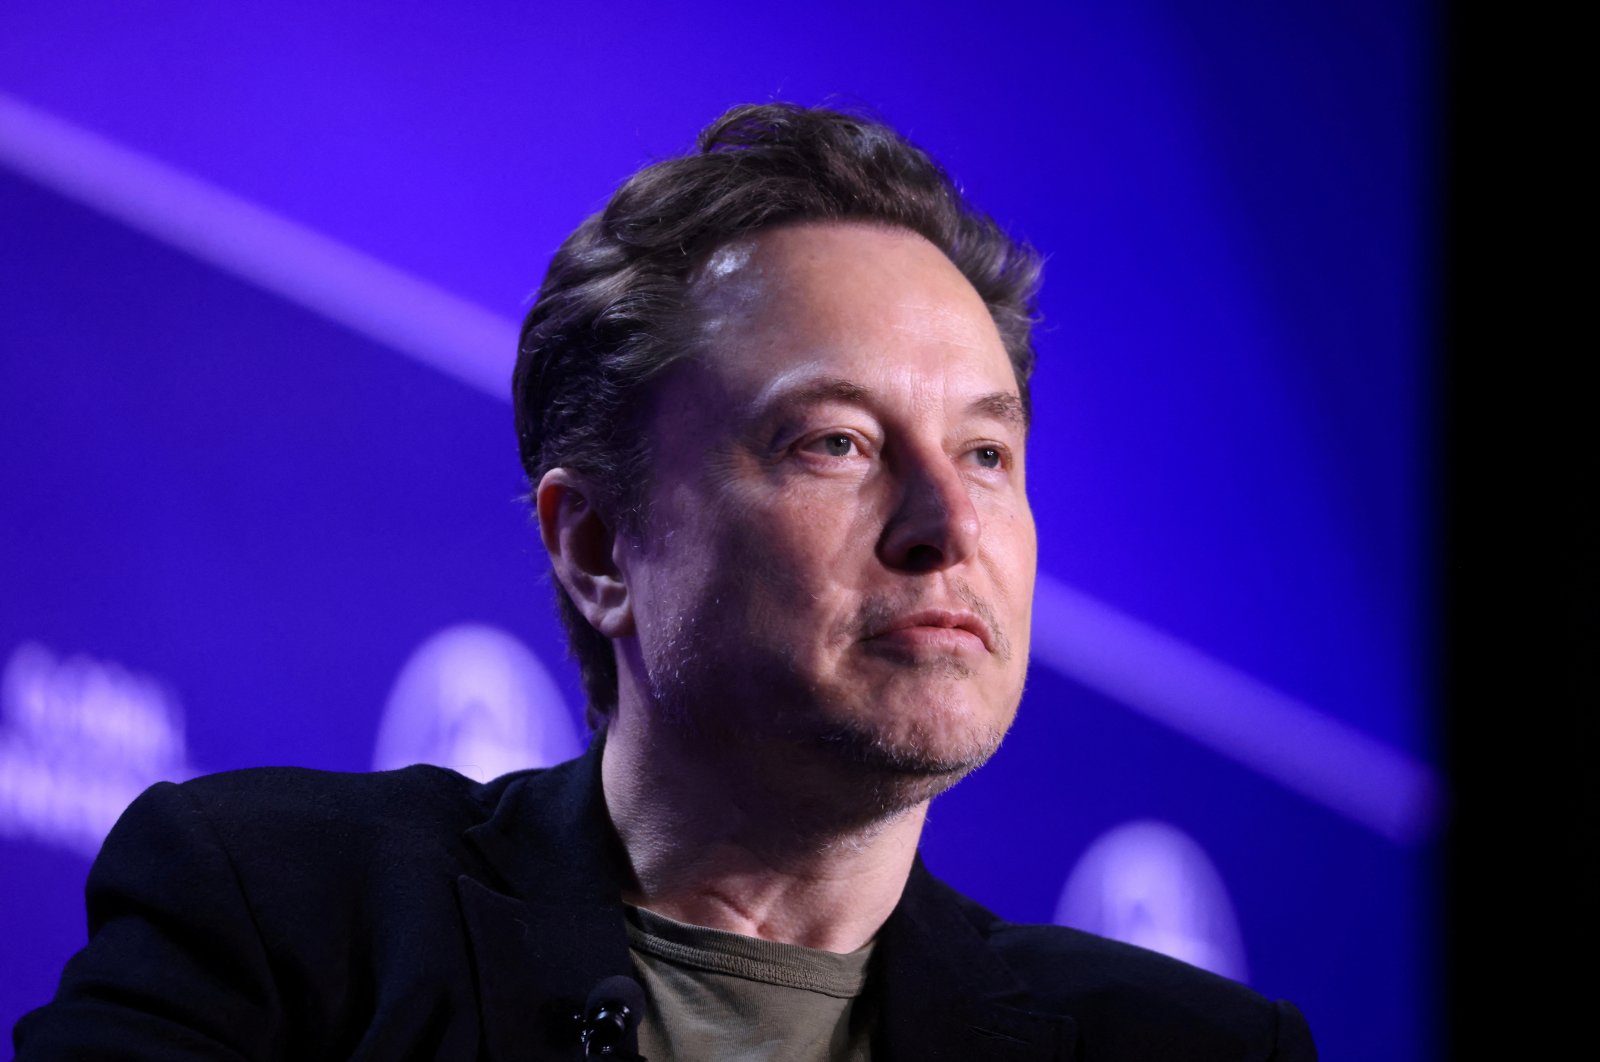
[456,737,1075,1061]
[458,735,635,1060]
[876,858,1077,1061]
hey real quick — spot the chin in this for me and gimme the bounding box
[810,694,1014,809]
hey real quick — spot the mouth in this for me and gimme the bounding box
[868,609,994,654]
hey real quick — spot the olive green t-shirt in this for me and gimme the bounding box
[625,905,876,1061]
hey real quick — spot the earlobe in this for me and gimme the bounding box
[535,469,634,637]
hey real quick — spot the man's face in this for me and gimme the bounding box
[615,221,1036,796]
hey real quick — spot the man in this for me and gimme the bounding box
[16,104,1316,1060]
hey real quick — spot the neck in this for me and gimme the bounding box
[600,705,929,954]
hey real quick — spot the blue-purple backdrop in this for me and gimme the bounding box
[1,3,1440,1058]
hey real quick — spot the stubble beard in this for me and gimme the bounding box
[811,704,1010,820]
[641,585,1020,831]
[813,580,1018,812]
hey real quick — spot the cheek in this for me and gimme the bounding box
[985,494,1037,557]
[739,488,881,580]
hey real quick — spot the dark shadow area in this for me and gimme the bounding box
[1442,4,1596,1055]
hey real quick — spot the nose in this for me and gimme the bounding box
[877,449,981,573]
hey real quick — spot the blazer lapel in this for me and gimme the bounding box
[457,739,636,1061]
[877,859,1076,1062]
[453,743,1074,1061]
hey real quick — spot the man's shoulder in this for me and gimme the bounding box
[103,759,564,887]
[986,916,1264,1012]
[936,884,1313,1057]
[155,761,517,838]
[174,760,510,822]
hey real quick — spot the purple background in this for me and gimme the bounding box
[1,3,1440,1058]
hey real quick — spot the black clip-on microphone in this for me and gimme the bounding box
[580,975,647,1059]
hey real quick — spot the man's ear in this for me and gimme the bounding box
[535,468,635,638]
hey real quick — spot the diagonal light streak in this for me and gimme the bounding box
[0,92,516,401]
[1031,575,1441,843]
[0,89,1443,844]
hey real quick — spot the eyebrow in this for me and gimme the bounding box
[753,375,1029,431]
[969,391,1029,431]
[754,377,873,420]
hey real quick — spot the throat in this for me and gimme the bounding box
[601,716,928,952]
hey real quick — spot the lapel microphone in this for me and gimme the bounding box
[580,975,646,1058]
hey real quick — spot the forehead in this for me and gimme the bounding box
[685,222,1016,406]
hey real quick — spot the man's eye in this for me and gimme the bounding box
[812,434,856,458]
[971,446,1004,469]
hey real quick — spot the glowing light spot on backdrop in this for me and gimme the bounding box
[1055,820,1248,982]
[372,624,580,782]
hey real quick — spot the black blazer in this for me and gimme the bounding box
[14,742,1316,1060]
